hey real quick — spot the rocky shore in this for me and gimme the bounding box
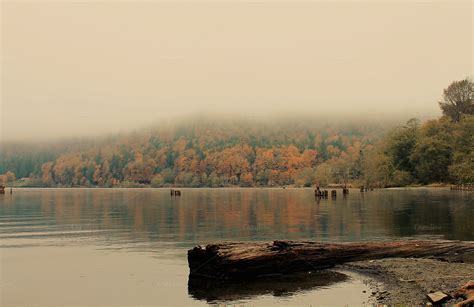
[341,257,474,305]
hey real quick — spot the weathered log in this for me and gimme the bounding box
[188,240,474,280]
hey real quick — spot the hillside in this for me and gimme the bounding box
[1,110,472,188]
[0,118,392,188]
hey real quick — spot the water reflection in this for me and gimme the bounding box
[188,270,347,303]
[0,188,473,250]
[1,188,471,306]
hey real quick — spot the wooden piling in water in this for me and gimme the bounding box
[451,184,473,191]
[314,187,330,199]
[170,189,181,196]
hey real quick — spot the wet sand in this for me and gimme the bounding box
[341,257,474,305]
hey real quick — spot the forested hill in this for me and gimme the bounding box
[1,75,473,189]
[0,118,394,188]
[1,114,473,188]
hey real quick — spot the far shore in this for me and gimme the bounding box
[3,184,459,190]
[4,181,457,191]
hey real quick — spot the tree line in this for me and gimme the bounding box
[1,79,472,188]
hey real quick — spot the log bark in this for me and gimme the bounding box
[188,240,474,280]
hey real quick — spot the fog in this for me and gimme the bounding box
[1,1,472,141]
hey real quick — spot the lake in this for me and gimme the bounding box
[1,188,472,306]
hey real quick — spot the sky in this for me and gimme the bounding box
[1,1,472,141]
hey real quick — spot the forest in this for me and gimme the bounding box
[1,79,472,188]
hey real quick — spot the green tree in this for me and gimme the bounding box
[314,163,333,187]
[160,168,175,184]
[439,78,473,122]
[449,153,474,184]
[448,115,474,183]
[151,174,164,187]
[410,137,451,184]
[361,147,394,188]
[386,118,419,175]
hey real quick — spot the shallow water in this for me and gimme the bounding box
[0,188,472,306]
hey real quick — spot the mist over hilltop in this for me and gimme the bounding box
[2,1,470,141]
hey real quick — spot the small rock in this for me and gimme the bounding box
[427,291,449,304]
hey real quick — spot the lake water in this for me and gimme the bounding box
[1,188,472,306]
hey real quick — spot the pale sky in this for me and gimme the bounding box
[1,1,472,141]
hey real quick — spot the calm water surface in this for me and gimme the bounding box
[1,188,472,306]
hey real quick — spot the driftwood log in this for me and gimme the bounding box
[188,240,474,280]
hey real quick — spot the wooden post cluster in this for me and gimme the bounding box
[170,189,181,196]
[314,188,329,198]
[451,184,473,191]
[315,187,352,199]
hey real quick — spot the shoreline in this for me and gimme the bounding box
[4,185,459,190]
[340,258,474,305]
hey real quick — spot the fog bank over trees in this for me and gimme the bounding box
[2,1,471,141]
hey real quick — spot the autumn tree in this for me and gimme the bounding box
[123,152,156,184]
[1,118,400,187]
[240,172,254,187]
[41,162,54,186]
[0,171,16,184]
[6,171,16,183]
